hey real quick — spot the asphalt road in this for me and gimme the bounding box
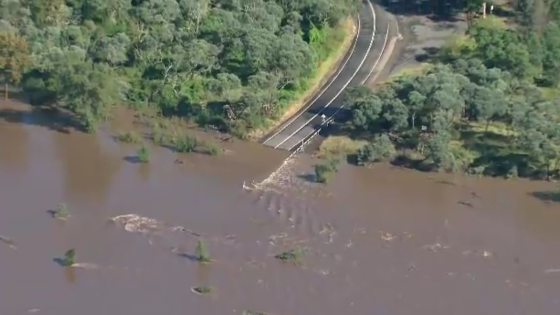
[261,0,391,151]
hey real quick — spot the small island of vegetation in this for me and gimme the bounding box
[318,0,560,181]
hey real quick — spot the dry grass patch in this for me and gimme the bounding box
[249,18,357,140]
[382,62,431,84]
[467,121,513,136]
[316,136,366,159]
[540,87,560,100]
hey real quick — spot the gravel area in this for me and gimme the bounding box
[383,14,468,77]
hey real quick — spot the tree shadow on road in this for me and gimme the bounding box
[377,0,466,21]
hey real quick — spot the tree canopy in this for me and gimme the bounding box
[347,59,560,177]
[0,0,360,132]
[338,1,560,179]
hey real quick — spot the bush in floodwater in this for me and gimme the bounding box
[314,156,340,183]
[204,142,220,156]
[195,239,211,263]
[62,249,76,266]
[137,144,150,163]
[191,286,213,295]
[274,247,303,266]
[175,134,199,153]
[116,131,142,144]
[54,203,69,219]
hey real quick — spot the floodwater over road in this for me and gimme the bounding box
[1,100,560,315]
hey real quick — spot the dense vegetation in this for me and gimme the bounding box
[340,0,560,179]
[0,0,360,135]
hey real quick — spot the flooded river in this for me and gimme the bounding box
[1,101,560,315]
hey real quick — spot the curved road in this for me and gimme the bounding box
[261,0,391,151]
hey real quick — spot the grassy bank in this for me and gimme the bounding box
[315,135,366,159]
[115,109,222,157]
[248,18,357,140]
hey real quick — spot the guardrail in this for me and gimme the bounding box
[288,21,392,156]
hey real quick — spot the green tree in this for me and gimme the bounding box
[426,131,454,170]
[356,134,397,165]
[0,31,30,99]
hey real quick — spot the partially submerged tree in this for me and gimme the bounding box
[61,249,75,267]
[195,239,210,263]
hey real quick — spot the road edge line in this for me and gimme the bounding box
[274,0,377,149]
[262,16,362,145]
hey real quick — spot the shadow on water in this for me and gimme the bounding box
[530,191,560,204]
[124,156,143,164]
[0,106,86,134]
[53,257,69,267]
[297,173,316,183]
[177,253,200,262]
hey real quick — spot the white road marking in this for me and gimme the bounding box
[262,14,363,145]
[287,20,392,151]
[274,0,377,150]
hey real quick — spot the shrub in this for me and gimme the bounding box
[356,134,396,165]
[62,249,75,266]
[314,157,340,183]
[274,247,304,266]
[195,239,210,263]
[204,142,220,156]
[137,144,150,163]
[116,131,142,143]
[175,134,199,153]
[54,203,69,219]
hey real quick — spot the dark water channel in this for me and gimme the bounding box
[1,101,560,315]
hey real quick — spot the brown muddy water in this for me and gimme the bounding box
[1,100,560,315]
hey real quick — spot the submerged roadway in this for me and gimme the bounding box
[260,0,391,151]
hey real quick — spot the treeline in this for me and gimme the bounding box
[343,1,560,179]
[0,0,360,134]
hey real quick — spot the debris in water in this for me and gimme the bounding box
[380,232,396,242]
[242,310,269,315]
[319,223,334,235]
[0,235,17,249]
[457,201,474,208]
[268,232,288,245]
[274,247,304,266]
[51,203,70,220]
[423,243,450,253]
[71,263,100,270]
[545,268,560,274]
[110,214,201,237]
[461,249,493,259]
[191,286,213,295]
